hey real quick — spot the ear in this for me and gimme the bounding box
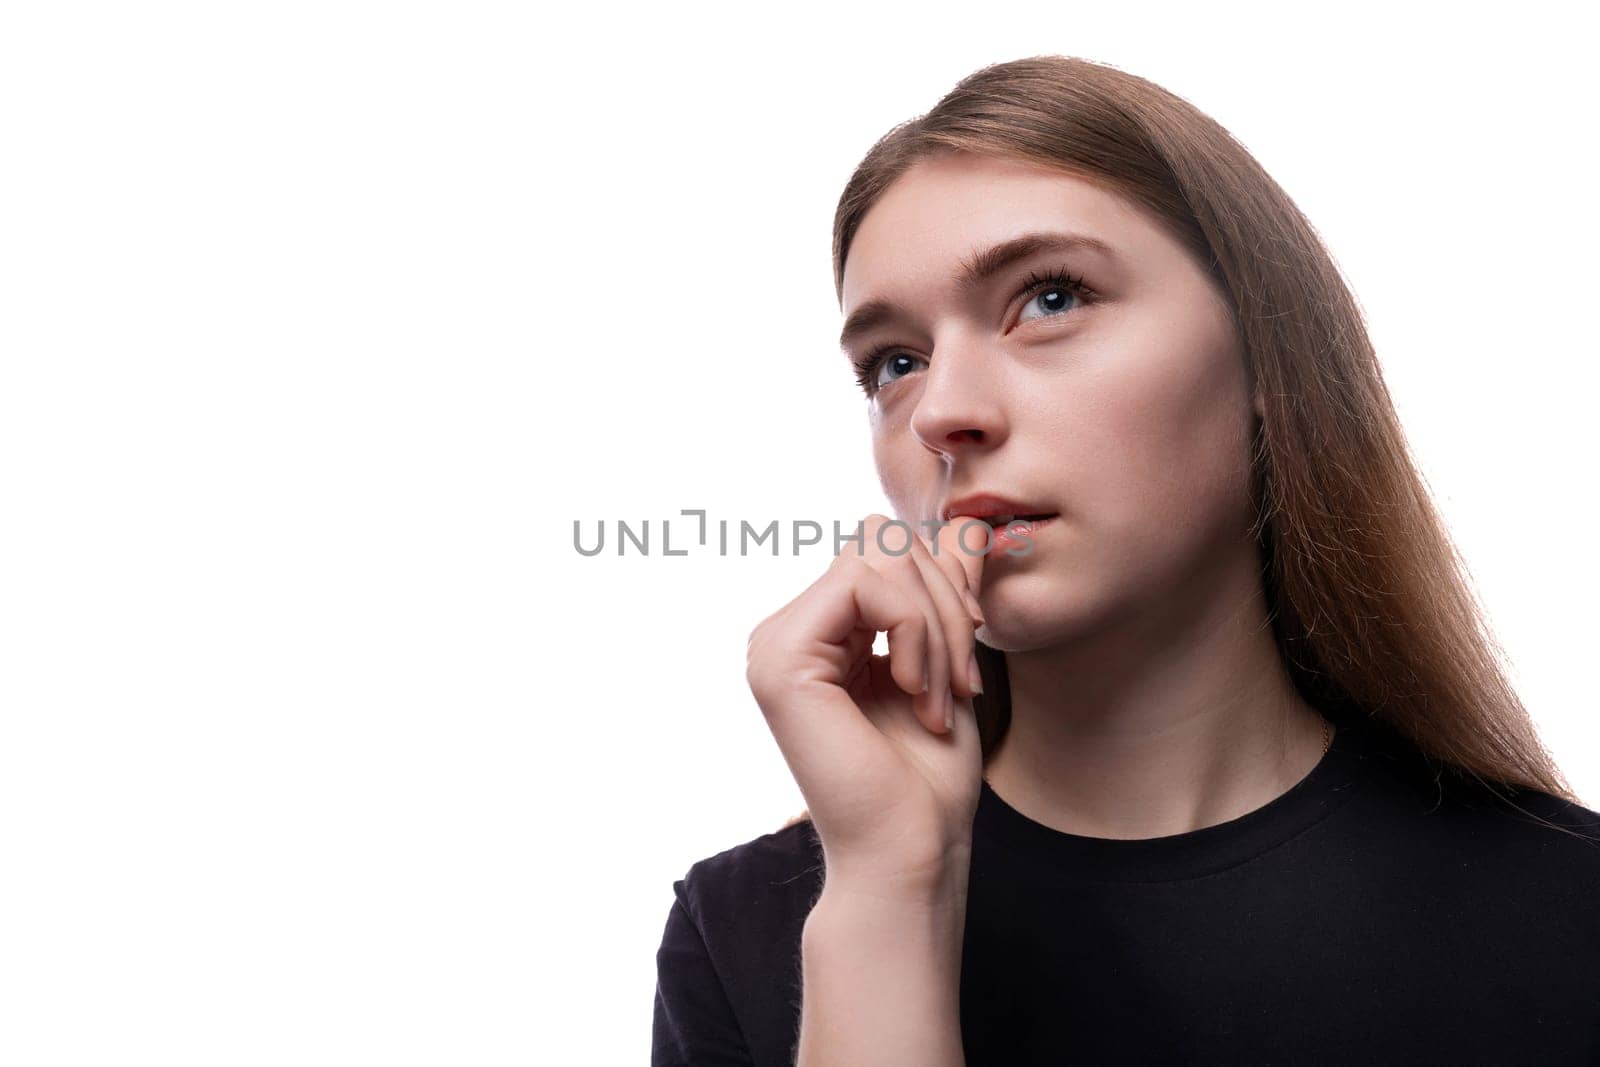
[1251,387,1266,423]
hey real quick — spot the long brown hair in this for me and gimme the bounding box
[781,54,1575,829]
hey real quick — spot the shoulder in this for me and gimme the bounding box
[660,818,823,1055]
[673,817,826,941]
[1440,781,1600,886]
[655,821,823,1065]
[1344,715,1600,890]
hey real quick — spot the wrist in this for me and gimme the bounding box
[808,853,972,946]
[818,841,974,905]
[803,881,968,983]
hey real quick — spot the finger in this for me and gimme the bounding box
[818,551,930,701]
[932,515,989,609]
[904,534,981,707]
[748,558,936,804]
[918,521,985,628]
[858,518,952,735]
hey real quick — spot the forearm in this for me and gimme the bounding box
[793,869,969,1066]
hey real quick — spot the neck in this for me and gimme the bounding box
[982,553,1329,841]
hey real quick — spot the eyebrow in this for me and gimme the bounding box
[838,230,1119,353]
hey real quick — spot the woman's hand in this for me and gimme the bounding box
[745,513,989,895]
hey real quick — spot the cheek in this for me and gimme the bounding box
[1075,335,1255,561]
[870,421,930,518]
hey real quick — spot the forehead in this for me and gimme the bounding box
[840,153,1152,308]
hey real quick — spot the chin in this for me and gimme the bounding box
[974,569,1094,652]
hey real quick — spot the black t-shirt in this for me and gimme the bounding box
[652,712,1600,1065]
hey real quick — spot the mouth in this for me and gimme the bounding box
[985,513,1058,558]
[939,492,1059,528]
[975,512,1057,529]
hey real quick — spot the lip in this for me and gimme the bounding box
[989,514,1056,558]
[939,492,1058,526]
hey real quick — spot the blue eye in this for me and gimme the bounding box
[849,345,924,395]
[871,352,925,391]
[847,265,1096,398]
[1018,278,1086,324]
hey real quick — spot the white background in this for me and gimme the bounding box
[2,2,1594,1063]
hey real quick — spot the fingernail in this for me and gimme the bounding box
[944,688,955,731]
[968,652,983,695]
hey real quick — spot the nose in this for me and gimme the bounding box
[908,335,1009,459]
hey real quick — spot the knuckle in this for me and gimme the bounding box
[904,611,928,642]
[858,513,917,560]
[746,610,776,650]
[744,651,778,706]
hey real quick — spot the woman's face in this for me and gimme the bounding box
[839,151,1264,651]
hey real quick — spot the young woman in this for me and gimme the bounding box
[653,55,1600,1066]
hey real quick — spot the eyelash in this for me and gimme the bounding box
[849,266,1098,396]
